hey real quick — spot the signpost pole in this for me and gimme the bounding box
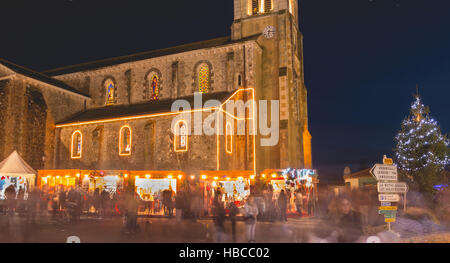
[404,192,407,214]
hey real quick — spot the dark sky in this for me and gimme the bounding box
[1,0,449,182]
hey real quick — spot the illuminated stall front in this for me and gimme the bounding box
[262,169,319,216]
[200,171,254,213]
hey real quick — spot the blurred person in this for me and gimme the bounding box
[58,188,67,211]
[175,191,185,221]
[124,191,139,234]
[295,189,303,217]
[278,190,288,222]
[228,198,239,242]
[214,193,226,242]
[100,189,110,218]
[93,188,101,215]
[244,196,258,243]
[333,195,363,243]
[4,185,16,213]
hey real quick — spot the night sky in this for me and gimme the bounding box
[1,0,449,182]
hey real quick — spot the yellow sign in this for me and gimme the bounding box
[385,218,396,223]
[383,158,394,165]
[379,206,397,211]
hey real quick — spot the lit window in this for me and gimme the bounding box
[119,125,132,156]
[264,0,272,13]
[226,122,233,154]
[174,120,188,152]
[251,0,259,15]
[150,74,160,100]
[198,64,210,93]
[105,79,115,105]
[71,131,82,159]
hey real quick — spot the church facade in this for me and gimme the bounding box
[1,0,312,191]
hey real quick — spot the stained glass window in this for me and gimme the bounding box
[120,126,132,156]
[252,0,259,15]
[150,75,159,100]
[174,120,188,152]
[71,131,82,159]
[198,64,210,93]
[105,79,115,105]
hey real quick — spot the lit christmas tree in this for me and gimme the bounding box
[394,95,449,196]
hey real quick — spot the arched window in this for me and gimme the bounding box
[250,0,259,15]
[226,122,233,154]
[174,120,188,152]
[119,125,132,156]
[150,74,160,100]
[105,79,115,105]
[198,64,210,93]
[71,131,82,159]
[264,0,272,13]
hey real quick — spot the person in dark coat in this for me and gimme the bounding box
[100,189,110,217]
[59,188,67,211]
[214,193,226,242]
[228,198,239,242]
[278,190,288,222]
[334,196,363,243]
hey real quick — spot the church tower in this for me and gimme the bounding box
[232,0,312,171]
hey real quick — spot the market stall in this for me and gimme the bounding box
[0,151,37,199]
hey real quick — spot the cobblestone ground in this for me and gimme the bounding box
[0,215,448,243]
[0,215,323,243]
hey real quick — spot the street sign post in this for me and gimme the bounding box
[378,182,408,193]
[370,164,398,181]
[373,156,408,232]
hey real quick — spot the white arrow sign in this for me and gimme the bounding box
[371,164,398,181]
[378,182,408,193]
[379,194,400,202]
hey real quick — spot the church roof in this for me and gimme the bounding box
[0,58,90,98]
[343,168,373,180]
[43,35,261,76]
[56,91,234,126]
[0,151,37,175]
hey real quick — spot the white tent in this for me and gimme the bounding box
[0,151,37,199]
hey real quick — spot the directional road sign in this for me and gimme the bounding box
[371,164,398,181]
[378,182,408,193]
[385,218,396,223]
[379,206,397,211]
[379,194,400,202]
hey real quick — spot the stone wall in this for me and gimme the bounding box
[52,42,256,110]
[56,112,218,173]
[0,77,87,170]
[0,80,8,161]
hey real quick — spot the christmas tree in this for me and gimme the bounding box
[394,95,449,196]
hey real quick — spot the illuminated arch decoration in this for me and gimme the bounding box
[105,79,116,106]
[119,125,132,156]
[150,75,160,100]
[198,64,210,94]
[71,130,82,159]
[174,120,188,152]
[226,121,233,154]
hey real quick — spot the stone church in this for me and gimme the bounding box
[0,0,312,186]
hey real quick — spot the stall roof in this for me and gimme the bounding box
[0,151,37,175]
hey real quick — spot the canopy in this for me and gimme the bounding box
[0,151,36,176]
